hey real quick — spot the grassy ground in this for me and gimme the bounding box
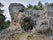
[6,32,50,40]
[14,32,49,40]
[15,32,29,40]
[27,34,48,40]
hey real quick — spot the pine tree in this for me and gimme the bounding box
[38,1,43,10]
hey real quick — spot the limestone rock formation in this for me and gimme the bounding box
[9,3,25,22]
[34,3,53,34]
[8,3,53,35]
[1,2,53,40]
[9,3,25,31]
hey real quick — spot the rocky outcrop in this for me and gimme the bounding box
[9,3,25,22]
[33,3,53,34]
[8,3,25,33]
[0,27,23,40]
[1,2,53,40]
[8,3,53,35]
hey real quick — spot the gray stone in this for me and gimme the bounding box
[47,11,53,17]
[35,20,49,33]
[9,3,25,22]
[49,18,53,31]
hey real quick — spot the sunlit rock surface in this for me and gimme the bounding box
[1,3,53,40]
[9,3,25,22]
[8,3,53,34]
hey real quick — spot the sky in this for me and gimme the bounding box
[0,0,53,21]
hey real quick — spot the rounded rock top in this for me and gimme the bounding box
[9,3,25,8]
[9,3,25,13]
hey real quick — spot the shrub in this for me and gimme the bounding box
[21,17,33,32]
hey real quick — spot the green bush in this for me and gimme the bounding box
[21,17,33,31]
[25,4,33,10]
[26,1,43,10]
[0,14,10,31]
[0,3,10,31]
[0,13,5,30]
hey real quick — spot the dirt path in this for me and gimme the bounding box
[16,32,30,40]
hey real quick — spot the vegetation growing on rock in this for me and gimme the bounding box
[21,17,33,31]
[26,1,43,10]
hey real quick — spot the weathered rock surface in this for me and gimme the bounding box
[32,3,53,34]
[9,3,25,22]
[1,3,53,40]
[8,3,53,34]
[0,27,23,40]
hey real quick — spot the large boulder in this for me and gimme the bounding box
[8,3,25,34]
[35,20,49,34]
[9,3,25,22]
[33,3,53,34]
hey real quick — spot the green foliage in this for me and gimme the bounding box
[4,20,10,28]
[0,14,5,30]
[0,9,4,14]
[26,1,43,10]
[38,1,43,10]
[0,3,4,7]
[21,17,33,31]
[33,5,37,9]
[0,3,10,31]
[33,5,39,10]
[0,14,10,31]
[26,4,33,10]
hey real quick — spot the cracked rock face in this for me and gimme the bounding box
[8,3,25,32]
[49,18,53,31]
[8,3,53,35]
[9,3,25,22]
[1,3,53,40]
[34,3,53,34]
